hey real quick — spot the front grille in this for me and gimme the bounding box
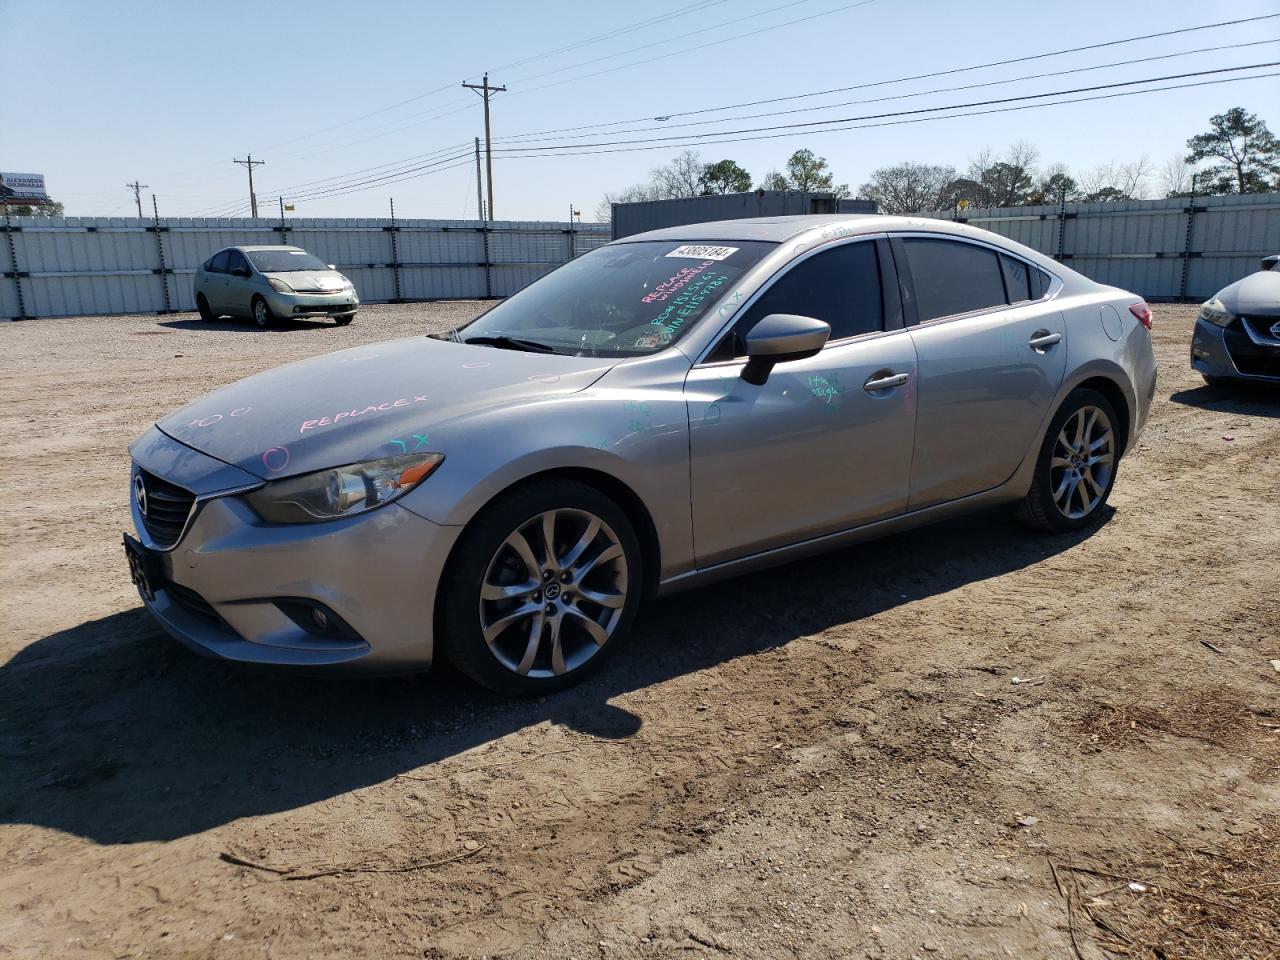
[164,581,220,622]
[137,469,195,548]
[1242,315,1280,345]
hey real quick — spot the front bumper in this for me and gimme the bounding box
[1192,316,1280,382]
[128,429,459,673]
[265,287,359,319]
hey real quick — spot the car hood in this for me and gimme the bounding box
[156,336,617,479]
[1217,269,1280,317]
[263,270,346,292]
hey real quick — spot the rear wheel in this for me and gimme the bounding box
[1018,388,1120,533]
[438,479,644,696]
[251,296,274,329]
[196,293,215,321]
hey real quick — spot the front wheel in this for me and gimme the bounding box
[251,296,275,329]
[437,479,644,696]
[196,293,215,321]
[335,312,355,326]
[1018,388,1120,532]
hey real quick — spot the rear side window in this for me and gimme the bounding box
[1029,267,1050,299]
[1000,255,1032,302]
[725,241,884,356]
[902,238,1007,322]
[208,250,231,273]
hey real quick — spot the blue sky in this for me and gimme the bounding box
[5,0,1278,220]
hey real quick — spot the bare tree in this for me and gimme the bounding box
[650,150,704,199]
[857,162,958,214]
[756,169,789,190]
[965,142,1040,207]
[1158,153,1193,196]
[1077,157,1151,202]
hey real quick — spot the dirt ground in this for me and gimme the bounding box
[1,302,1277,960]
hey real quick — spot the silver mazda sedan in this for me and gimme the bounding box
[125,215,1157,695]
[193,245,358,327]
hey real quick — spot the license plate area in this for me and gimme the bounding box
[123,533,164,602]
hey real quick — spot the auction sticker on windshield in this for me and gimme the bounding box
[665,244,739,261]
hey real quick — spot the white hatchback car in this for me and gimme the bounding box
[193,245,358,327]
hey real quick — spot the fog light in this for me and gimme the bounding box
[311,607,330,632]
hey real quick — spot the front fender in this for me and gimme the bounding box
[395,354,695,581]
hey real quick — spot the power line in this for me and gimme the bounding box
[282,152,475,203]
[495,37,1280,146]
[491,70,1279,161]
[503,0,820,85]
[504,0,878,100]
[491,62,1280,154]
[492,13,1280,142]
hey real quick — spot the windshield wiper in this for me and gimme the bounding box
[464,335,557,354]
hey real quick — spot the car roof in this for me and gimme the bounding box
[230,245,307,253]
[617,214,995,244]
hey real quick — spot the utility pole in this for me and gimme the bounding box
[473,138,485,221]
[462,74,506,221]
[126,181,149,219]
[233,155,265,218]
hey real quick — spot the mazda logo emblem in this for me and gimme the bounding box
[133,474,148,517]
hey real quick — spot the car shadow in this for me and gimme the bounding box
[1169,382,1280,418]
[0,507,1109,845]
[158,316,344,333]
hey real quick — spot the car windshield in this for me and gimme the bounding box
[247,249,331,273]
[451,240,774,356]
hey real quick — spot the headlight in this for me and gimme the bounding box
[339,275,355,291]
[244,453,444,523]
[1198,297,1235,328]
[268,277,294,293]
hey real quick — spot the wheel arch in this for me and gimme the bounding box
[435,466,663,609]
[1071,375,1132,457]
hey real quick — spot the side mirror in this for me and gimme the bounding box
[232,267,250,277]
[327,264,336,270]
[741,313,830,386]
[1262,255,1278,272]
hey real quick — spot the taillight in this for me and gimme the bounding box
[1129,301,1152,330]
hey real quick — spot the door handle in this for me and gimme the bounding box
[863,371,910,392]
[1029,331,1063,350]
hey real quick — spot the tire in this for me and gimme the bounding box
[196,293,215,321]
[1017,388,1121,533]
[335,313,355,326]
[437,478,644,697]
[251,296,275,329]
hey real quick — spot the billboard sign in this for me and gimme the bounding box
[0,172,50,204]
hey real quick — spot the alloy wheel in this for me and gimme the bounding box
[1050,405,1115,520]
[479,508,628,678]
[254,299,269,327]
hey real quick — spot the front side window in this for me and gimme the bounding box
[208,250,231,273]
[715,241,885,359]
[248,248,330,273]
[453,240,774,357]
[902,238,1007,323]
[225,250,250,275]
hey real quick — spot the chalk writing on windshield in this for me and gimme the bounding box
[642,260,713,304]
[649,269,729,338]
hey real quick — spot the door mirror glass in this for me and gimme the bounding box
[742,313,829,385]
